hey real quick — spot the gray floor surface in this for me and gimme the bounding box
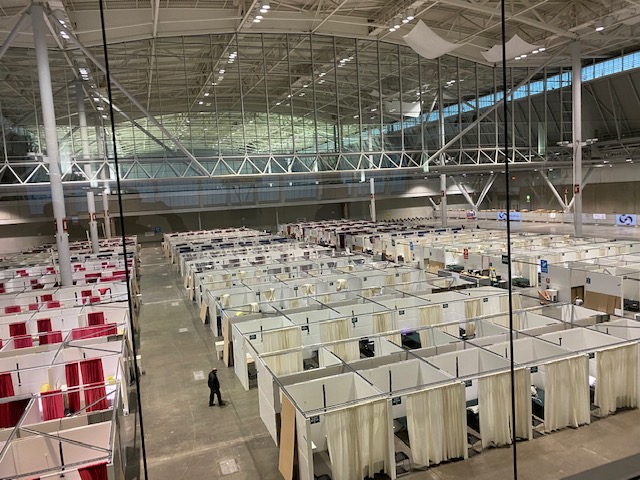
[135,222,640,479]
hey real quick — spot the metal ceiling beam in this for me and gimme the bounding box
[431,0,576,39]
[55,14,208,175]
[0,8,30,63]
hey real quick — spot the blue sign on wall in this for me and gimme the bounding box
[409,241,414,251]
[616,214,637,226]
[540,260,548,273]
[154,226,162,233]
[497,211,522,221]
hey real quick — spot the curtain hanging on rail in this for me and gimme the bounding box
[418,304,456,347]
[41,389,64,421]
[65,363,81,413]
[81,358,108,412]
[544,355,590,432]
[373,312,401,346]
[262,327,303,376]
[320,318,360,362]
[9,322,27,337]
[595,343,639,417]
[37,318,52,333]
[78,462,108,480]
[325,399,390,480]
[406,382,467,466]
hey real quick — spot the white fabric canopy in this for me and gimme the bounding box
[325,400,391,480]
[481,34,540,63]
[478,368,531,448]
[262,327,303,376]
[406,382,467,466]
[595,343,639,416]
[544,355,591,432]
[403,20,458,59]
[320,318,360,362]
[373,312,401,346]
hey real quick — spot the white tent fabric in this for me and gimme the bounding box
[403,20,458,59]
[595,343,639,416]
[373,312,401,345]
[320,318,360,362]
[478,368,530,448]
[544,355,591,432]
[262,327,303,376]
[383,100,422,117]
[406,382,467,466]
[481,34,540,63]
[326,400,390,480]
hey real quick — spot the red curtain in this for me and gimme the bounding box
[41,390,64,421]
[83,383,108,412]
[37,318,52,333]
[80,358,104,384]
[40,294,53,302]
[78,462,108,480]
[46,301,61,309]
[9,323,27,337]
[71,324,117,340]
[28,303,39,311]
[14,335,33,349]
[0,372,15,428]
[87,312,105,326]
[4,305,21,314]
[0,398,29,428]
[65,363,81,413]
[39,331,63,345]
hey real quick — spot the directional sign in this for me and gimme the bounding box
[496,212,507,221]
[496,211,522,221]
[409,241,414,252]
[616,214,637,226]
[540,260,548,273]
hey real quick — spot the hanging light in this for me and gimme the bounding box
[393,15,401,29]
[388,20,396,32]
[594,19,605,31]
[406,8,415,21]
[261,0,270,10]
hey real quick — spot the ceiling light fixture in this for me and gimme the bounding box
[256,14,263,19]
[406,8,415,21]
[261,0,270,10]
[539,47,546,52]
[253,17,261,22]
[594,19,605,31]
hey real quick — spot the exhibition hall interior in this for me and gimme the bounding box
[2,0,640,479]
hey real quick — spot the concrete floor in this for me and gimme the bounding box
[135,222,640,479]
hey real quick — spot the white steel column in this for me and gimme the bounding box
[76,83,100,252]
[572,42,583,237]
[103,188,112,238]
[32,5,72,286]
[439,118,447,228]
[370,178,376,222]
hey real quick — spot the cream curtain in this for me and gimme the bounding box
[302,284,315,296]
[544,355,591,432]
[493,294,522,330]
[325,400,390,480]
[595,344,639,416]
[336,279,348,291]
[478,368,531,448]
[385,274,395,286]
[402,272,412,283]
[320,318,360,362]
[373,312,401,346]
[221,294,231,308]
[418,304,456,346]
[262,327,303,376]
[464,298,482,335]
[262,288,275,301]
[406,383,467,466]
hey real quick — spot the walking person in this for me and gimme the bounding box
[208,368,225,406]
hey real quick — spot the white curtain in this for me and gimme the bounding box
[326,400,390,480]
[406,383,467,466]
[261,327,303,376]
[262,288,275,301]
[221,294,230,308]
[320,318,360,362]
[478,368,530,448]
[418,304,455,347]
[595,344,639,416]
[373,312,401,345]
[464,298,482,335]
[544,355,591,432]
[493,295,521,330]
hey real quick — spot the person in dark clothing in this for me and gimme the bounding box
[208,368,224,406]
